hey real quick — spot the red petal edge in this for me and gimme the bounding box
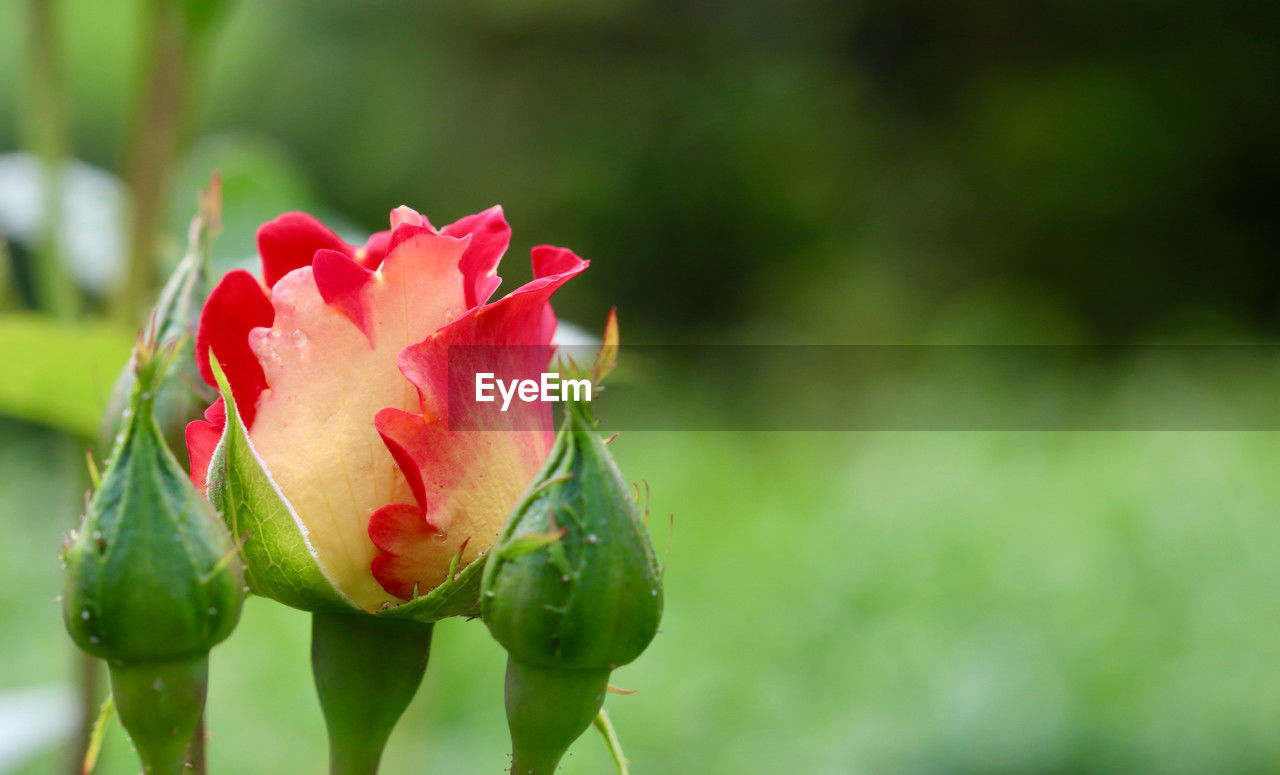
[313,248,377,345]
[195,269,275,429]
[442,206,510,308]
[367,247,588,599]
[257,212,356,288]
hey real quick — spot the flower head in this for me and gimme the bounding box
[186,206,586,615]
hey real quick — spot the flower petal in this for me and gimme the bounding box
[245,231,469,612]
[369,248,588,599]
[258,212,357,288]
[185,398,226,488]
[313,248,376,345]
[195,269,274,429]
[442,205,510,307]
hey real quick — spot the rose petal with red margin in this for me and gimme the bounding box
[313,248,377,345]
[369,247,588,599]
[185,398,227,488]
[442,206,510,307]
[258,212,357,288]
[195,269,274,429]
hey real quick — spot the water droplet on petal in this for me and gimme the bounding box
[291,330,307,348]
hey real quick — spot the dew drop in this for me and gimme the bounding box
[208,607,217,616]
[140,391,152,401]
[560,575,570,583]
[80,609,90,621]
[87,636,100,644]
[586,534,598,544]
[291,330,308,348]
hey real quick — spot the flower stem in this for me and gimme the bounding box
[593,709,630,775]
[107,655,208,775]
[20,0,78,319]
[311,611,433,775]
[116,0,187,326]
[505,660,609,775]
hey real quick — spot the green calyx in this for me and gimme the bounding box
[481,396,662,773]
[62,342,244,664]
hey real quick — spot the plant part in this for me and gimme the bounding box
[188,205,586,614]
[61,336,244,775]
[98,177,219,466]
[188,205,586,773]
[482,330,663,775]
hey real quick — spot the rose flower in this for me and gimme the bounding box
[186,206,586,614]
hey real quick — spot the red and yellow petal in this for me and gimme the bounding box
[245,229,470,612]
[257,212,358,287]
[369,248,588,599]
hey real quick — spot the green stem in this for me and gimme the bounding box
[21,0,77,318]
[68,650,101,775]
[311,611,433,775]
[116,0,187,326]
[593,709,630,775]
[505,660,609,775]
[107,655,208,775]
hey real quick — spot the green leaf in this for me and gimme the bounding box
[0,314,133,437]
[205,357,357,613]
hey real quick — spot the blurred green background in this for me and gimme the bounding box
[2,1,1280,773]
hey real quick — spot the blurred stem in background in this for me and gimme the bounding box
[19,0,78,319]
[19,4,97,774]
[116,0,190,326]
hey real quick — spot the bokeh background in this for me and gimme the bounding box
[2,1,1280,773]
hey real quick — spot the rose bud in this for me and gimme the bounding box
[98,178,220,467]
[481,340,663,775]
[62,337,244,775]
[187,205,586,773]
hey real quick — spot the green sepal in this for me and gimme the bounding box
[373,554,486,622]
[205,356,357,613]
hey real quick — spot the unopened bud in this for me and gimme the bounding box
[482,390,662,774]
[62,335,242,774]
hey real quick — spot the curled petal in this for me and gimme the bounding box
[442,205,510,307]
[258,212,357,287]
[313,249,377,344]
[195,269,274,429]
[185,398,226,488]
[368,503,444,601]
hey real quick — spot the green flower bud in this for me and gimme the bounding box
[482,394,662,775]
[62,336,243,774]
